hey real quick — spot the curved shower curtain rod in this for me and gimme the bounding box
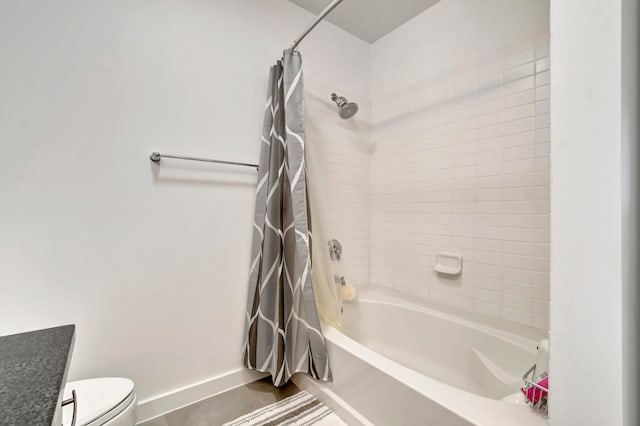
[290,0,345,50]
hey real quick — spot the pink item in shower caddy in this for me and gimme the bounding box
[521,375,548,403]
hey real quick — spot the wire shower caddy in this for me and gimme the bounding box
[522,364,549,416]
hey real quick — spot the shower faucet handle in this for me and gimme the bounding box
[328,239,342,261]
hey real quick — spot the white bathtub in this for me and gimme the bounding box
[292,288,548,426]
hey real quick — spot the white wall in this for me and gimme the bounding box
[0,0,370,413]
[371,0,550,98]
[549,0,623,423]
[368,0,551,328]
[622,1,640,424]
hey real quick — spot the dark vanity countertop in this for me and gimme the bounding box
[0,325,75,426]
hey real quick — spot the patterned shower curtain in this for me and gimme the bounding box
[242,50,332,386]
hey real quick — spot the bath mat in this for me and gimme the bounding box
[222,390,347,426]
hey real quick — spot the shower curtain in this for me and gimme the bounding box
[242,50,333,386]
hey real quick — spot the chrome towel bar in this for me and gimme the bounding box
[149,152,258,170]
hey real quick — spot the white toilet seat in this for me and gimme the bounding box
[62,378,137,426]
[91,393,136,426]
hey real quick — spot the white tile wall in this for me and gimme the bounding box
[305,80,371,288]
[369,36,550,328]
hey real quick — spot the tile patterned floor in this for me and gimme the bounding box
[139,378,301,426]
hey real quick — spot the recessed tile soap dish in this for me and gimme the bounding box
[434,252,463,276]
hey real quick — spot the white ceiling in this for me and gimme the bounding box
[289,0,441,43]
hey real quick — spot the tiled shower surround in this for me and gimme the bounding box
[305,80,372,289]
[369,37,551,329]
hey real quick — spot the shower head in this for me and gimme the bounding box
[331,93,358,119]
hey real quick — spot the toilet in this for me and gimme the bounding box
[62,378,137,426]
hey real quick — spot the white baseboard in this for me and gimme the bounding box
[136,368,268,423]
